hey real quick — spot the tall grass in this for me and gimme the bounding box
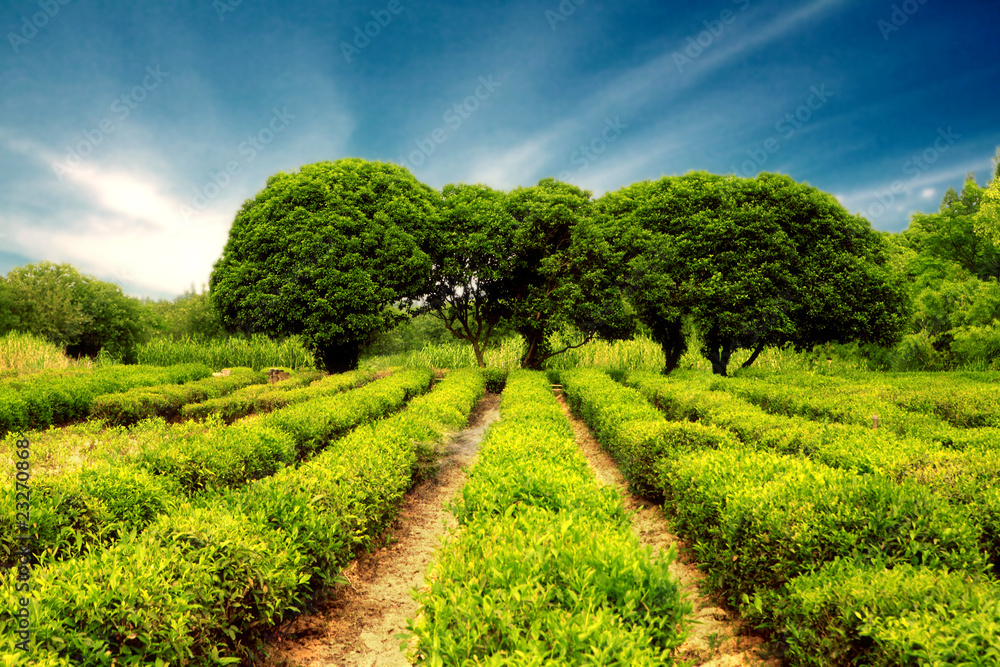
[361,330,871,376]
[135,334,315,371]
[542,334,665,372]
[363,336,525,369]
[0,331,92,374]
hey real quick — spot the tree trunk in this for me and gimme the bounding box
[704,335,735,376]
[318,340,360,374]
[658,320,687,375]
[741,341,766,369]
[472,341,486,368]
[519,328,548,370]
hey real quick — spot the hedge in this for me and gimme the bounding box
[409,370,690,665]
[0,368,486,664]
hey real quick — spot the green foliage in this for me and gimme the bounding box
[143,287,226,340]
[0,261,149,362]
[137,422,296,493]
[503,178,634,369]
[179,367,346,422]
[559,365,988,654]
[135,333,315,370]
[410,370,689,665]
[775,560,1000,666]
[1,367,485,664]
[482,366,507,393]
[414,183,519,366]
[561,368,737,496]
[0,363,212,436]
[258,366,434,458]
[209,158,438,372]
[362,311,456,356]
[601,172,909,375]
[0,330,90,373]
[659,447,986,611]
[90,367,264,426]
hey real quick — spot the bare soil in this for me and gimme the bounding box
[262,393,501,667]
[553,390,782,667]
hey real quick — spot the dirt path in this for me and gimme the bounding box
[554,392,781,667]
[263,393,501,667]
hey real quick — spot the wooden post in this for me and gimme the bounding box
[872,414,879,429]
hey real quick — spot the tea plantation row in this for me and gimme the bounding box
[0,367,431,570]
[561,367,1000,665]
[410,370,689,665]
[1,367,484,664]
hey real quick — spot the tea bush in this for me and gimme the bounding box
[410,370,690,665]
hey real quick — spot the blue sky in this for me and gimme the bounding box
[1,0,998,299]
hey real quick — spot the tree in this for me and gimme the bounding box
[597,174,722,373]
[976,155,1000,249]
[607,172,909,376]
[502,178,633,369]
[904,175,998,280]
[209,159,438,373]
[0,262,147,360]
[144,286,227,340]
[413,183,517,367]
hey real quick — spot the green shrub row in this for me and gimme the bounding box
[773,559,1000,666]
[719,373,960,441]
[626,371,942,475]
[625,371,1000,571]
[0,363,212,436]
[409,370,690,666]
[178,368,348,423]
[774,369,1000,430]
[0,368,486,665]
[658,446,986,607]
[257,367,433,458]
[560,367,990,663]
[0,369,434,569]
[89,367,266,426]
[726,371,1000,446]
[561,368,736,497]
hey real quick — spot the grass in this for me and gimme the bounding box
[362,330,868,376]
[135,334,315,371]
[363,336,526,370]
[0,331,92,374]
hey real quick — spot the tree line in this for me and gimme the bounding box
[4,150,997,375]
[208,158,909,375]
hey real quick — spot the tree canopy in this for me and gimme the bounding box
[503,178,633,369]
[412,183,517,367]
[209,158,438,372]
[603,172,909,375]
[0,262,147,361]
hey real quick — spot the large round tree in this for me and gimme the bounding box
[209,159,438,372]
[603,171,910,375]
